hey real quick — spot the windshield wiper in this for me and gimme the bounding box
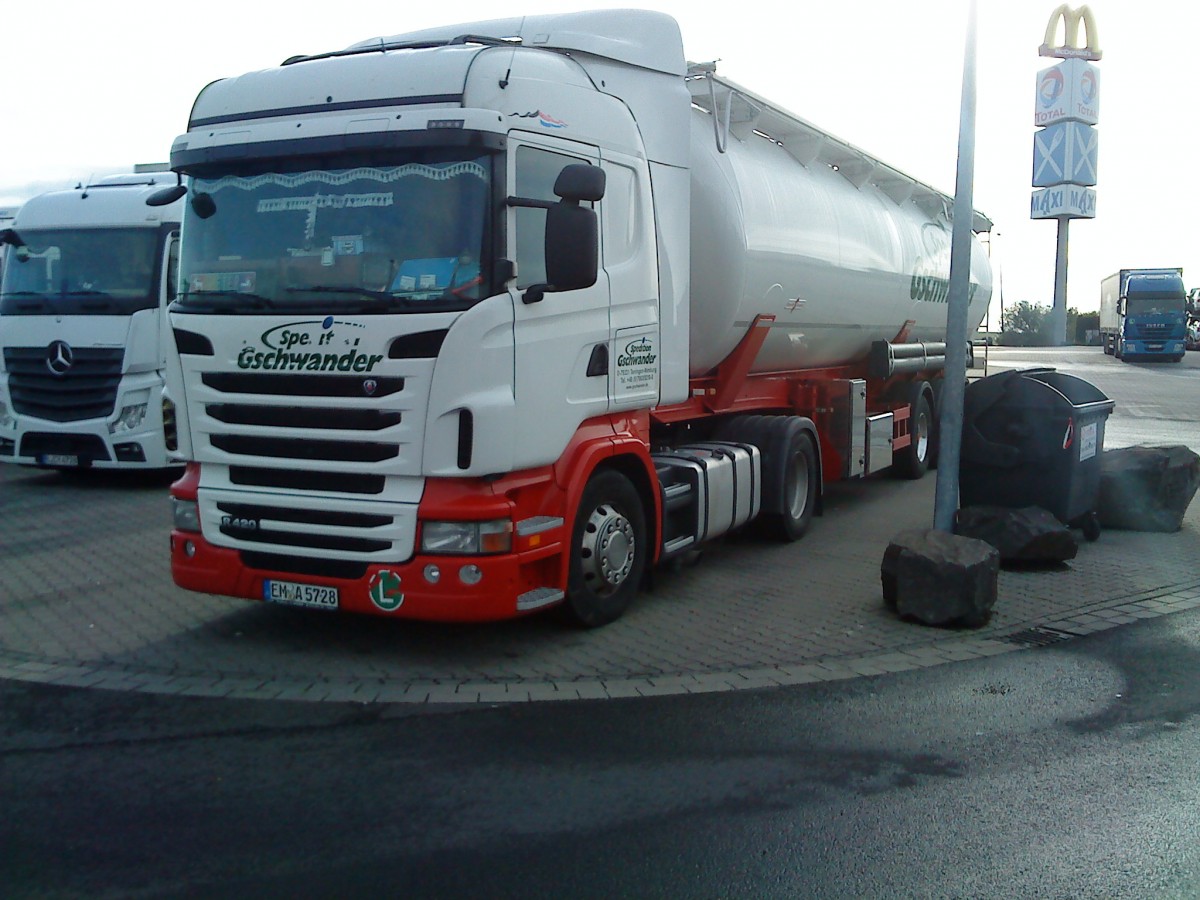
[177,290,278,311]
[0,291,50,311]
[285,285,415,309]
[60,289,113,298]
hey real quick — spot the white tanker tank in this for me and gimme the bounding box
[685,73,992,376]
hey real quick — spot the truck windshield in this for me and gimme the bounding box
[1126,290,1185,316]
[177,154,493,315]
[0,228,159,315]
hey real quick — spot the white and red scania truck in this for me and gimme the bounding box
[157,10,993,625]
[1,173,184,469]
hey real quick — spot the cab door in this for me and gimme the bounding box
[508,135,610,469]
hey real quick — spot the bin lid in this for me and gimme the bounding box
[1016,368,1113,409]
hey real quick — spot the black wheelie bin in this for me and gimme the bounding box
[959,368,1115,540]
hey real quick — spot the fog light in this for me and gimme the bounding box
[184,540,196,558]
[459,564,483,585]
[423,564,441,584]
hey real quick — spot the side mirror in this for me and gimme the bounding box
[544,204,598,289]
[521,165,604,304]
[0,228,24,248]
[146,185,187,207]
[554,164,605,203]
[191,193,217,219]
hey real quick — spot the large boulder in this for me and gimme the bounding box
[881,529,999,628]
[955,505,1078,563]
[1098,445,1200,533]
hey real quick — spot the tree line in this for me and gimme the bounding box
[996,301,1099,346]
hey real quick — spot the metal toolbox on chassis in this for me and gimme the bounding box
[654,442,761,557]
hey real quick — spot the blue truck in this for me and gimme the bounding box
[1100,268,1188,362]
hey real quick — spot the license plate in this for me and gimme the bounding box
[1147,343,1163,351]
[40,454,79,467]
[263,579,339,610]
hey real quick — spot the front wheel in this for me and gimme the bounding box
[564,470,648,628]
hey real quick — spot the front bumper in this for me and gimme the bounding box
[170,527,567,622]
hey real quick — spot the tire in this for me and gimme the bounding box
[564,470,647,628]
[893,388,933,480]
[1103,336,1113,355]
[759,420,818,542]
[1080,512,1101,542]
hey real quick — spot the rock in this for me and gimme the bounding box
[881,529,999,628]
[954,505,1078,563]
[1098,445,1200,533]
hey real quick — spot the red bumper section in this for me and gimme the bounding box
[170,529,563,622]
[168,462,569,623]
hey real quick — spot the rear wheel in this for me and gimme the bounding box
[893,387,933,480]
[564,470,647,628]
[760,420,818,542]
[711,414,818,543]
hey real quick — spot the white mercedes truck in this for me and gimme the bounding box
[0,174,184,469]
[158,10,993,625]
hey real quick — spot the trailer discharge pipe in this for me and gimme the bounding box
[868,341,948,379]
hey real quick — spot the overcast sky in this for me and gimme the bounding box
[3,0,1195,316]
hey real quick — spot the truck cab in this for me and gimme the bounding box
[1100,268,1188,362]
[0,174,185,469]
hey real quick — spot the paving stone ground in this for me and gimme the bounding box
[3,446,1197,704]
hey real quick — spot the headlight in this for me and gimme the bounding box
[421,519,512,555]
[172,498,201,532]
[111,403,149,434]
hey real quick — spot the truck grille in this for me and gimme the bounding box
[4,347,124,422]
[198,372,406,467]
[227,466,387,495]
[1129,322,1172,337]
[200,488,415,562]
[193,357,425,562]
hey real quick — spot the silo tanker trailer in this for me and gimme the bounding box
[157,9,993,626]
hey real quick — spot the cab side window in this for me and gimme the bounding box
[513,146,592,290]
[166,236,180,301]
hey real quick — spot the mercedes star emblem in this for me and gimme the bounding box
[46,340,74,376]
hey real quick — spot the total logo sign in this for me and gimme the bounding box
[1033,58,1099,127]
[1038,68,1065,110]
[368,570,405,612]
[1080,68,1097,106]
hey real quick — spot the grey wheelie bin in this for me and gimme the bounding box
[959,368,1115,540]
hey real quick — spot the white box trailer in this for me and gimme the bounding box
[0,174,185,469]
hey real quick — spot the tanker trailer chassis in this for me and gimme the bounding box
[647,315,943,566]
